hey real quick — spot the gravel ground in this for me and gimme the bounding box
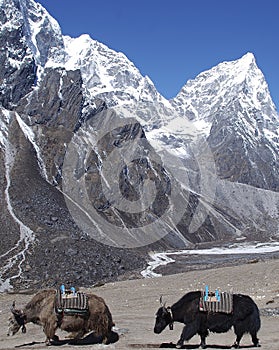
[0,258,278,349]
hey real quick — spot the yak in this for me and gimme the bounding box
[7,289,118,345]
[154,291,261,349]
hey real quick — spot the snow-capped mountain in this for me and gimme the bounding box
[0,0,279,291]
[171,53,279,190]
[172,52,277,123]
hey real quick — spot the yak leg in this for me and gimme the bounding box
[233,332,243,349]
[101,331,112,345]
[251,332,260,347]
[43,318,58,346]
[233,321,246,349]
[176,322,198,349]
[198,330,209,349]
[234,330,260,348]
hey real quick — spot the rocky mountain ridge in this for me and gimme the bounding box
[0,0,279,291]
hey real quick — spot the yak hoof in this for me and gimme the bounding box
[233,342,240,349]
[200,341,207,349]
[175,344,183,349]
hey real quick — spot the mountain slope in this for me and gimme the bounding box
[0,0,279,291]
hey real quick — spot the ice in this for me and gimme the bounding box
[141,241,279,278]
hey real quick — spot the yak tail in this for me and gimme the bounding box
[252,305,261,333]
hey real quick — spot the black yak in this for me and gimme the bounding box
[154,291,261,349]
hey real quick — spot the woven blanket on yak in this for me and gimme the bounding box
[199,291,233,314]
[55,291,89,315]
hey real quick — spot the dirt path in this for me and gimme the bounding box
[0,259,278,349]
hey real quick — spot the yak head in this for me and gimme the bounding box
[7,301,27,336]
[154,296,173,334]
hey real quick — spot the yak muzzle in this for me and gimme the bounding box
[154,326,162,334]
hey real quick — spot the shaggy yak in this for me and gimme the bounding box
[7,289,117,345]
[154,291,261,349]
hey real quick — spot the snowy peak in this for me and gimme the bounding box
[61,33,146,105]
[171,52,277,121]
[57,33,174,119]
[1,0,166,110]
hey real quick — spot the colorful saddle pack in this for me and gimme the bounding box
[55,285,89,316]
[199,285,233,314]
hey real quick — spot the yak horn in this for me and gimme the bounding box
[10,301,16,313]
[159,296,166,308]
[10,301,23,316]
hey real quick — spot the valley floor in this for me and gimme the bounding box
[0,258,278,349]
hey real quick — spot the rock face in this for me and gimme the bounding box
[0,0,279,291]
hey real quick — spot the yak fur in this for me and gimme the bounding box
[8,289,117,345]
[154,291,261,349]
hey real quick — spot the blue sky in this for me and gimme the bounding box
[37,0,279,109]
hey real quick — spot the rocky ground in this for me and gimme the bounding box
[0,258,278,349]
